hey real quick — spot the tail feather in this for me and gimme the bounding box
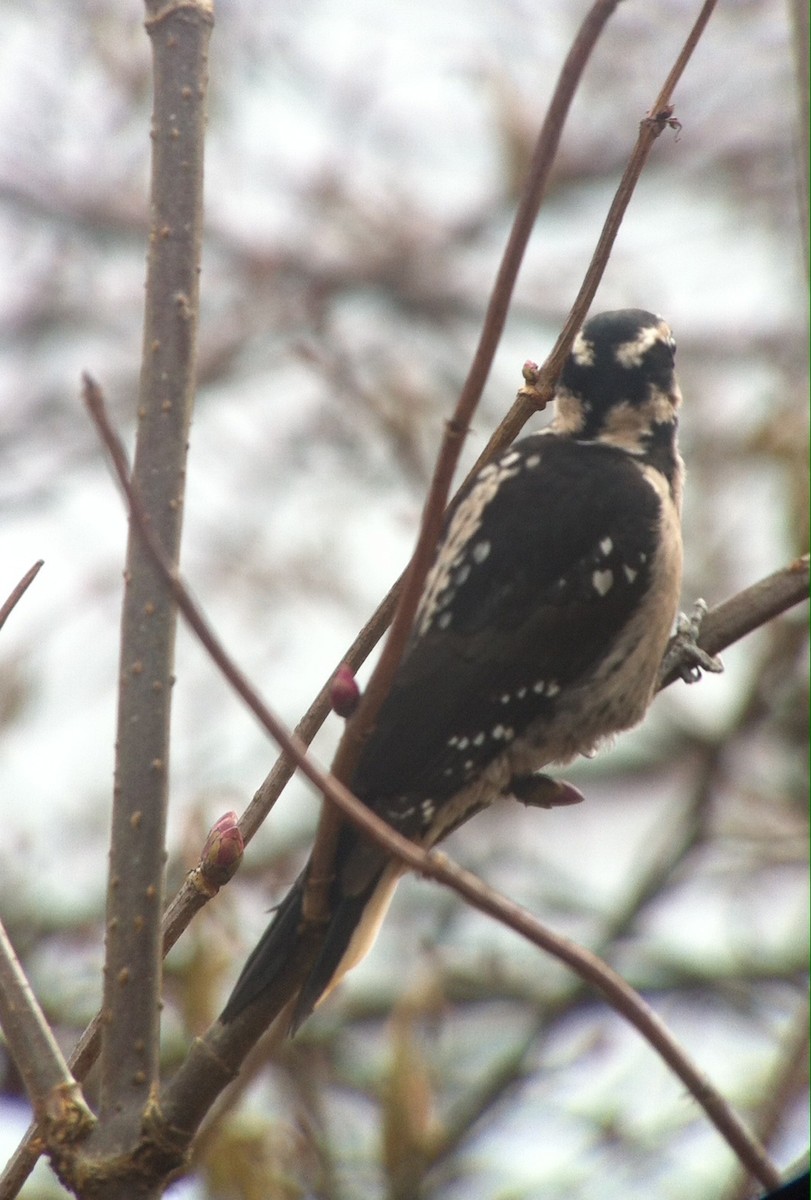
[291,861,402,1030]
[220,859,403,1029]
[219,871,306,1023]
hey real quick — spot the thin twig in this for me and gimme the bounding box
[722,998,810,1200]
[303,0,624,925]
[0,562,43,633]
[0,918,95,1144]
[486,0,721,457]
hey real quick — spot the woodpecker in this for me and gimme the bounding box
[222,308,686,1030]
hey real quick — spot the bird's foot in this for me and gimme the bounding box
[659,598,724,686]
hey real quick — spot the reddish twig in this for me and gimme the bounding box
[303,0,625,924]
[486,0,721,457]
[85,373,783,1191]
[240,0,724,870]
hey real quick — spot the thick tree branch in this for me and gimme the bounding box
[93,0,212,1165]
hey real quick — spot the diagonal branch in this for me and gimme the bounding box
[234,0,723,874]
[86,374,787,1191]
[0,918,95,1148]
[0,562,43,633]
[3,391,801,1197]
[302,0,625,927]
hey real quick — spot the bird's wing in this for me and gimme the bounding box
[351,434,662,818]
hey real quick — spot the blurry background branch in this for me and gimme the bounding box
[0,0,806,1198]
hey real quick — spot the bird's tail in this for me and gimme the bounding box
[220,858,403,1031]
[219,869,308,1024]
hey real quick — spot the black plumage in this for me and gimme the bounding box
[221,308,685,1030]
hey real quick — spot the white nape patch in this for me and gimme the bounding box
[599,387,682,458]
[525,454,541,468]
[623,564,638,584]
[472,539,491,563]
[599,537,613,556]
[614,319,668,367]
[549,385,587,436]
[571,330,595,366]
[592,568,614,596]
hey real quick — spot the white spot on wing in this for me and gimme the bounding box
[599,537,613,556]
[592,568,614,596]
[415,450,519,635]
[623,564,638,584]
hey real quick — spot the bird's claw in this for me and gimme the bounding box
[659,598,724,685]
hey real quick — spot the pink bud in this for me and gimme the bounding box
[331,663,361,718]
[201,811,244,885]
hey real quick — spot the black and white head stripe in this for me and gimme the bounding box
[554,308,680,442]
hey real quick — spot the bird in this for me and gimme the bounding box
[221,307,685,1031]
